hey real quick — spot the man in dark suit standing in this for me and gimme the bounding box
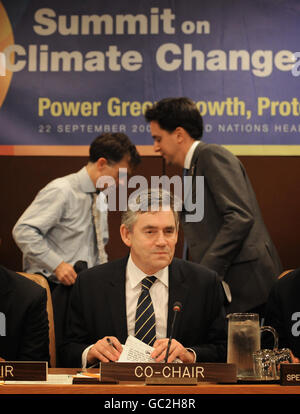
[61,189,227,368]
[0,265,49,362]
[145,97,282,315]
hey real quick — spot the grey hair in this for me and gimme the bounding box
[121,188,180,231]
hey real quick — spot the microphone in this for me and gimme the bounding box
[73,260,88,274]
[164,301,182,363]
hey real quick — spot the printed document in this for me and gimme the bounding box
[118,335,182,363]
[118,335,155,363]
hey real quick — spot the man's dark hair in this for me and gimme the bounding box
[144,97,203,139]
[89,133,141,169]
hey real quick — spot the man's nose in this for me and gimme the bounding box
[156,231,167,245]
[153,141,160,152]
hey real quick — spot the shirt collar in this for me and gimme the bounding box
[127,254,169,289]
[78,166,96,193]
[184,140,200,170]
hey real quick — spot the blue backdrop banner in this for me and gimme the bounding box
[0,0,300,154]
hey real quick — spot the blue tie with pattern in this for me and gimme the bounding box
[134,276,157,346]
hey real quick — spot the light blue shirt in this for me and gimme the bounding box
[12,167,108,279]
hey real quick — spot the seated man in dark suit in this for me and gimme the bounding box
[264,269,300,362]
[0,265,49,361]
[60,189,227,368]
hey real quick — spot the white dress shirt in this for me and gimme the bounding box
[126,254,169,339]
[184,140,200,170]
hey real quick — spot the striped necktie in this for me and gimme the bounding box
[91,193,108,264]
[134,276,157,346]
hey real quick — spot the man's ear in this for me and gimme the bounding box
[175,127,185,143]
[96,157,108,172]
[120,224,132,248]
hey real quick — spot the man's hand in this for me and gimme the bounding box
[291,352,300,363]
[151,338,195,363]
[54,262,77,285]
[87,336,123,365]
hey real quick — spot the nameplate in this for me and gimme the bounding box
[99,362,237,384]
[280,363,300,385]
[0,361,47,381]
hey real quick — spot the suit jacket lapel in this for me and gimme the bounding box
[105,258,190,342]
[167,260,189,338]
[106,257,128,343]
[182,141,204,215]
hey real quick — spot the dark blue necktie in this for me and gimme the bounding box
[182,168,189,259]
[134,276,157,346]
[183,167,189,177]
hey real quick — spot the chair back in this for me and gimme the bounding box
[18,272,56,367]
[278,269,294,279]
